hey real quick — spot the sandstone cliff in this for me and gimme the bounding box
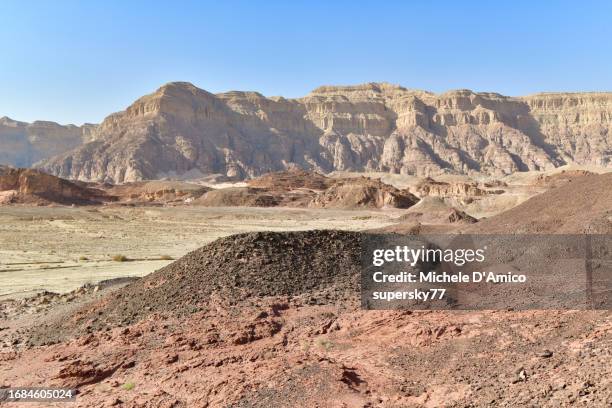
[413,177,493,199]
[0,165,110,205]
[36,82,612,183]
[0,116,95,167]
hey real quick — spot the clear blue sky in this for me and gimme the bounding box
[1,0,611,125]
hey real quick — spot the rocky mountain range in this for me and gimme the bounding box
[4,82,611,183]
[0,116,95,168]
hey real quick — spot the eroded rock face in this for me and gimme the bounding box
[308,177,418,209]
[0,165,110,205]
[197,171,417,209]
[414,178,492,198]
[0,117,94,167]
[37,82,612,183]
[246,168,335,191]
[532,169,596,188]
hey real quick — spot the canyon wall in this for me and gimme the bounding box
[34,82,612,183]
[0,117,95,167]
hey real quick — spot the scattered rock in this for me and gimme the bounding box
[165,354,179,364]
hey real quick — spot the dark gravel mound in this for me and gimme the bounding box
[29,230,366,344]
[135,229,365,306]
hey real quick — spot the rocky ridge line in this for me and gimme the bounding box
[34,82,611,183]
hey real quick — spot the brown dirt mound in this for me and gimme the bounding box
[0,165,112,205]
[375,197,477,235]
[398,197,478,225]
[195,187,283,207]
[532,169,597,188]
[247,168,334,191]
[309,177,418,209]
[467,173,612,233]
[28,230,365,345]
[106,180,209,204]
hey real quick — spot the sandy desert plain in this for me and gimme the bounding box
[0,206,398,300]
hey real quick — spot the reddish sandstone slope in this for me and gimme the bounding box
[308,177,418,209]
[0,165,111,205]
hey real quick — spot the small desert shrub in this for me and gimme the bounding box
[112,254,129,262]
[79,256,89,261]
[159,255,173,260]
[122,382,135,391]
[316,338,334,351]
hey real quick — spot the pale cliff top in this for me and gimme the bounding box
[131,81,612,105]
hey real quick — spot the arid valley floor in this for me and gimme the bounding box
[0,206,397,300]
[0,165,610,407]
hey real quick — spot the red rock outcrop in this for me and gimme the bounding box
[308,177,418,209]
[0,166,111,205]
[198,171,418,209]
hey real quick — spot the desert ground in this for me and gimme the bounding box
[0,168,610,407]
[2,165,589,299]
[0,206,398,299]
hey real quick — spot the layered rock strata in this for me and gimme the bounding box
[34,83,612,183]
